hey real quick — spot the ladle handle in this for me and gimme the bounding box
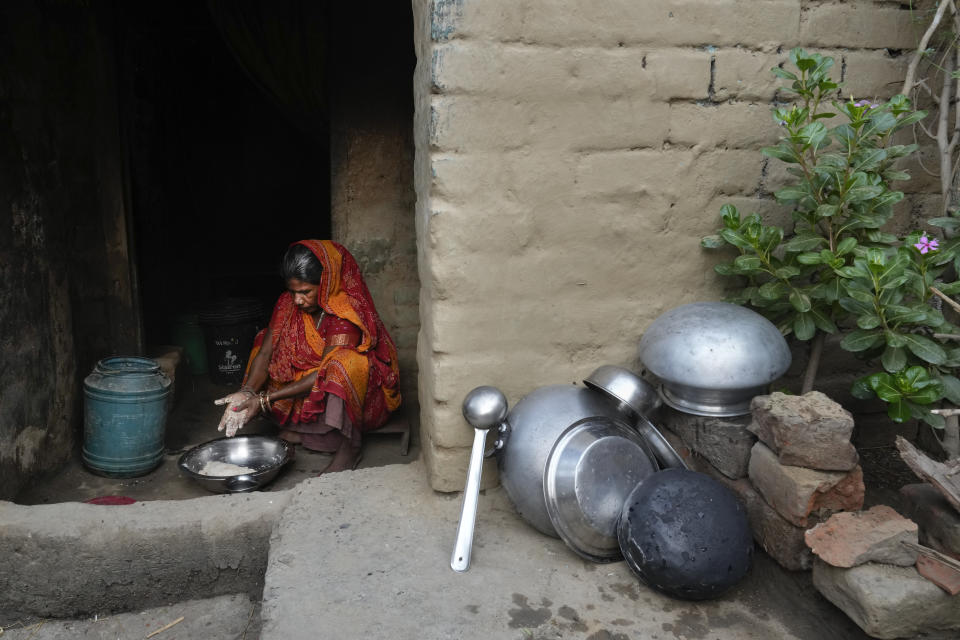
[450,428,487,572]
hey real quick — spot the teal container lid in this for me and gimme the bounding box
[84,356,171,396]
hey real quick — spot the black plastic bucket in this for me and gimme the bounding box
[199,298,264,385]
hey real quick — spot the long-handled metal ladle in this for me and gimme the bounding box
[450,386,508,573]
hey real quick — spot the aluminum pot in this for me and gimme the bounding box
[638,302,791,417]
[493,384,636,537]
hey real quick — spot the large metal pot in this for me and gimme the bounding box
[496,384,631,536]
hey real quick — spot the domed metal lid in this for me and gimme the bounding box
[543,417,657,562]
[638,302,791,417]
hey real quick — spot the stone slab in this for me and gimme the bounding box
[260,461,834,640]
[749,392,858,471]
[812,560,960,640]
[749,442,864,527]
[804,506,918,568]
[899,483,960,558]
[0,491,289,619]
[663,408,755,479]
[0,594,259,640]
[916,555,960,596]
[663,426,814,571]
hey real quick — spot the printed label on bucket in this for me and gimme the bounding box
[219,349,242,373]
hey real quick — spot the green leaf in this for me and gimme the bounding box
[885,305,927,325]
[928,217,960,231]
[902,333,947,365]
[720,228,753,251]
[944,347,960,367]
[701,235,727,249]
[775,266,801,279]
[893,110,928,131]
[885,330,907,348]
[845,185,885,203]
[771,67,798,81]
[775,185,808,202]
[919,408,946,428]
[714,263,737,276]
[868,372,902,403]
[887,399,912,422]
[720,203,741,228]
[881,345,906,372]
[857,314,882,330]
[784,234,826,252]
[851,375,876,400]
[838,297,873,315]
[883,170,912,182]
[810,307,838,333]
[836,237,858,256]
[794,312,816,340]
[797,252,822,265]
[940,375,960,404]
[734,254,764,271]
[842,329,882,352]
[762,145,800,163]
[789,290,812,312]
[844,286,876,304]
[906,386,942,405]
[901,366,930,390]
[799,121,828,147]
[758,281,786,300]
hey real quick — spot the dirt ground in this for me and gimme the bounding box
[9,375,948,640]
[14,374,419,505]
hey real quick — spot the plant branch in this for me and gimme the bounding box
[801,332,825,394]
[931,286,960,314]
[903,0,953,97]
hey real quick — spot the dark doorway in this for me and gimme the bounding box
[117,1,331,346]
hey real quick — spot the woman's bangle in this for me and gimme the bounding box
[258,391,272,414]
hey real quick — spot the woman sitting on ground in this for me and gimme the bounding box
[215,239,401,473]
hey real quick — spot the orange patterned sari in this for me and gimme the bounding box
[245,240,401,433]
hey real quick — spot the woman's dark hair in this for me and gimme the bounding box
[282,244,324,284]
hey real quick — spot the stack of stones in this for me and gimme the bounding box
[805,506,960,639]
[662,390,864,571]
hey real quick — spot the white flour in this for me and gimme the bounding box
[199,461,256,476]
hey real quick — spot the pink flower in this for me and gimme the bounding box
[914,235,939,254]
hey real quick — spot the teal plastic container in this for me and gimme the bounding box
[83,356,172,477]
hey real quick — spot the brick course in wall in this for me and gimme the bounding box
[413,0,939,491]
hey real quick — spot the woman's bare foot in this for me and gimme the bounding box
[320,435,361,474]
[278,429,302,444]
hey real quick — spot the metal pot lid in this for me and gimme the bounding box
[582,365,662,418]
[638,302,791,417]
[617,469,753,600]
[543,417,657,563]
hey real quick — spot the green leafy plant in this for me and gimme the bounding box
[702,47,960,429]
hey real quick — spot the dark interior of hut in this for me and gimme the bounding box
[115,1,414,349]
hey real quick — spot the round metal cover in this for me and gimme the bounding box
[617,469,753,600]
[543,417,657,562]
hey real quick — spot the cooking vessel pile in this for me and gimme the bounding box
[451,364,751,600]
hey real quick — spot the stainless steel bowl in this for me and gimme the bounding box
[637,302,791,417]
[178,435,294,493]
[582,365,661,417]
[543,417,657,562]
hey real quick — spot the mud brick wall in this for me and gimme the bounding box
[412,0,939,490]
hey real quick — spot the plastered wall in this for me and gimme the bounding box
[412,0,940,491]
